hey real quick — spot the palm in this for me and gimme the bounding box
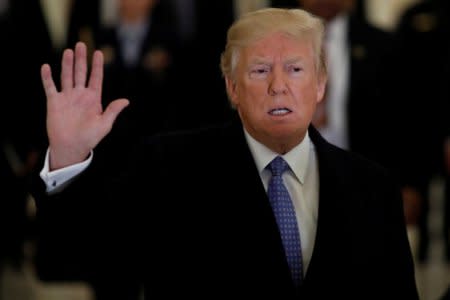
[41,42,129,169]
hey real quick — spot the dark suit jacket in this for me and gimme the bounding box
[98,2,181,137]
[6,0,59,158]
[169,0,235,130]
[389,0,450,186]
[94,3,182,179]
[32,114,418,299]
[344,15,397,167]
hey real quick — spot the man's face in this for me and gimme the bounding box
[298,0,354,21]
[226,32,326,153]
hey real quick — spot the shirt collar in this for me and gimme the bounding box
[243,129,311,184]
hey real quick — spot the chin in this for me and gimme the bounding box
[268,127,298,140]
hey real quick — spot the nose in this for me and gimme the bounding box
[268,68,288,96]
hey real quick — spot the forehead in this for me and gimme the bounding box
[241,32,314,61]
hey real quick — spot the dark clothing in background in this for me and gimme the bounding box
[0,146,28,270]
[169,0,235,130]
[391,0,450,262]
[342,15,396,165]
[97,1,182,173]
[66,0,101,49]
[6,0,56,159]
[0,1,53,270]
[391,0,450,186]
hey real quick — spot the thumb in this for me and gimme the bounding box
[103,98,130,128]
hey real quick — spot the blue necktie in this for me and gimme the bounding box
[267,156,303,286]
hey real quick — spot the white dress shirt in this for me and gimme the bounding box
[244,130,319,274]
[40,127,320,273]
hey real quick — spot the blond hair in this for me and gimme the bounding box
[220,8,326,81]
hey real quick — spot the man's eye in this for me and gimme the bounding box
[289,66,302,73]
[250,67,269,78]
[253,68,268,74]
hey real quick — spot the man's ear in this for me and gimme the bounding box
[225,76,238,106]
[316,73,327,103]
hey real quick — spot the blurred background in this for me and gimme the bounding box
[0,0,449,299]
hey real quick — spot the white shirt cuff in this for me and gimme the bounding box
[39,149,93,194]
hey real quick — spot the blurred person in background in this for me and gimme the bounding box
[1,0,59,275]
[391,0,450,263]
[95,0,181,171]
[0,0,30,274]
[168,0,235,130]
[292,0,396,164]
[0,143,29,273]
[66,0,101,51]
[6,0,58,176]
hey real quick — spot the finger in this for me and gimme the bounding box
[61,48,74,90]
[74,42,88,87]
[88,50,104,95]
[102,98,130,130]
[41,64,58,98]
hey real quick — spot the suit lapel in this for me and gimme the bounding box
[304,126,358,288]
[220,118,295,291]
[223,117,287,253]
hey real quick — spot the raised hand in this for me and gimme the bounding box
[41,42,129,170]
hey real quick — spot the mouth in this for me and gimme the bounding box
[268,108,292,116]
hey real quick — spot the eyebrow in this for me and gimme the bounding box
[248,58,271,65]
[249,56,304,65]
[284,57,303,64]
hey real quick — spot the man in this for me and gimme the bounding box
[392,0,450,263]
[33,8,418,299]
[167,0,235,130]
[96,0,181,170]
